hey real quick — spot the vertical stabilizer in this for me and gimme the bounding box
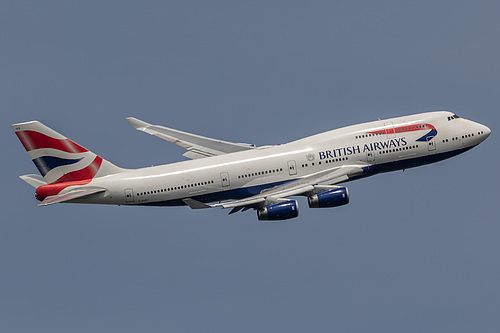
[12,121,126,184]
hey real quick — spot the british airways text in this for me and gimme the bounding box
[319,138,408,159]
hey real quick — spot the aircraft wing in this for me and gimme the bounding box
[184,165,365,213]
[126,117,257,159]
[38,188,106,206]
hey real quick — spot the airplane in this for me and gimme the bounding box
[11,111,490,221]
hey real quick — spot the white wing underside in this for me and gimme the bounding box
[183,165,366,212]
[126,117,257,159]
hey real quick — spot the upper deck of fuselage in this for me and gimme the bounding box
[288,111,455,145]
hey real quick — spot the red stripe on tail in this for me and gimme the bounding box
[35,179,93,201]
[54,156,103,183]
[16,130,88,153]
[35,156,104,201]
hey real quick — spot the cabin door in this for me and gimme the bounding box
[384,122,396,139]
[220,172,230,187]
[288,160,297,176]
[427,136,437,154]
[366,150,375,163]
[125,188,134,203]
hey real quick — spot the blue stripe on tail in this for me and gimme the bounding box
[33,156,83,176]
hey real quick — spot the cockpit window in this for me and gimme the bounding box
[447,114,461,121]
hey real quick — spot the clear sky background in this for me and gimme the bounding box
[1,1,499,332]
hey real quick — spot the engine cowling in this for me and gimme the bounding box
[257,200,299,221]
[308,187,349,208]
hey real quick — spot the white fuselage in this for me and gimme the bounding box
[74,111,490,206]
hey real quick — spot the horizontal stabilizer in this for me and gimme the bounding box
[38,188,105,206]
[20,174,47,188]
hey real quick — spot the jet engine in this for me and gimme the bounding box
[257,200,299,221]
[308,187,349,208]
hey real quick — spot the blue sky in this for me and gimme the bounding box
[1,1,499,332]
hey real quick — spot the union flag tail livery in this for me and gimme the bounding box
[12,120,124,184]
[12,121,126,206]
[11,111,491,219]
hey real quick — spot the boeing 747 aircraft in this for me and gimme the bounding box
[12,111,490,220]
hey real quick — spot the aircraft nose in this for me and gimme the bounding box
[484,125,491,138]
[477,123,491,142]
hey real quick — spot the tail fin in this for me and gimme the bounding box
[12,120,125,184]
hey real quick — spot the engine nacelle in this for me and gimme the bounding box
[308,187,349,208]
[257,200,299,221]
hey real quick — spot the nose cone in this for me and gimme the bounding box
[484,125,491,138]
[477,123,491,143]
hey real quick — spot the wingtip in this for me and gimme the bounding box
[126,117,151,130]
